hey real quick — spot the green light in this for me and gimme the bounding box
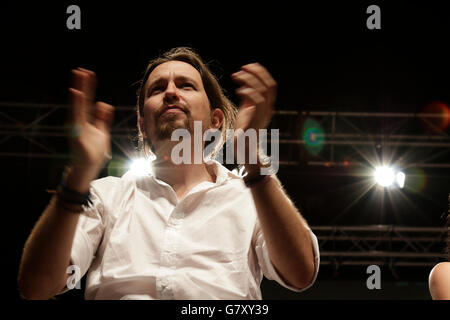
[302,118,325,156]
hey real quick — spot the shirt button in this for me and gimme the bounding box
[166,227,177,236]
[163,252,176,265]
[173,212,184,219]
[168,219,179,226]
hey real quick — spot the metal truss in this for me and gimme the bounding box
[0,102,140,160]
[311,225,447,271]
[2,103,447,269]
[272,110,450,169]
[2,102,448,170]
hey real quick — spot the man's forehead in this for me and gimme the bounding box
[147,61,202,84]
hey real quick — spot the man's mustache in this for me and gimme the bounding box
[157,104,190,119]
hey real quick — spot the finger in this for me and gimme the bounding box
[71,69,93,121]
[236,87,266,106]
[94,102,115,132]
[232,70,266,93]
[236,87,274,126]
[238,64,277,107]
[241,63,277,91]
[72,68,97,120]
[71,69,83,92]
[68,88,87,125]
[78,68,97,104]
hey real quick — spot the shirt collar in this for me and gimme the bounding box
[205,159,241,185]
[126,159,242,188]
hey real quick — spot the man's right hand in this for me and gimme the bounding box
[65,68,114,193]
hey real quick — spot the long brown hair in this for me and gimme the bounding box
[136,47,237,158]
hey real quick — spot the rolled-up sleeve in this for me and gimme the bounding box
[58,182,105,295]
[70,186,106,278]
[254,224,320,292]
[56,183,106,295]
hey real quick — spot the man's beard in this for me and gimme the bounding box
[155,112,193,141]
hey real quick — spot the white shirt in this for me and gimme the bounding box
[67,160,320,299]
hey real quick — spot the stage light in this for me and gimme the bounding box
[374,166,405,188]
[374,166,395,187]
[128,158,152,176]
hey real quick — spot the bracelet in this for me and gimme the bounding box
[57,180,92,205]
[54,196,86,213]
[55,172,92,212]
[244,174,272,188]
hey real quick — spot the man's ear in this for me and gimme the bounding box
[210,108,224,130]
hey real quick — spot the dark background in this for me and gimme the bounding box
[1,1,449,300]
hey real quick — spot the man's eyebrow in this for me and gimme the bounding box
[147,75,199,88]
[146,77,165,89]
[175,75,198,84]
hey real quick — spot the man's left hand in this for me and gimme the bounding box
[231,63,277,170]
[232,63,277,133]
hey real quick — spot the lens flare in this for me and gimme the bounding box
[404,167,427,193]
[302,118,325,156]
[396,171,405,188]
[420,101,450,133]
[107,158,127,177]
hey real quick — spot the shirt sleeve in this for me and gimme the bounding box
[57,182,106,294]
[254,221,320,292]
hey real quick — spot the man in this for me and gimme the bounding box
[18,47,320,299]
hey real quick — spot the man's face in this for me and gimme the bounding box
[140,61,213,151]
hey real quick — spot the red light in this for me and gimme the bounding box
[421,101,450,133]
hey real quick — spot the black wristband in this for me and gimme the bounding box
[243,173,271,188]
[56,179,92,206]
[54,196,86,213]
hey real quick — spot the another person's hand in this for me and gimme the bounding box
[66,68,114,192]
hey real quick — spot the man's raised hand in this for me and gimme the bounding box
[231,63,277,168]
[232,63,277,133]
[66,68,114,192]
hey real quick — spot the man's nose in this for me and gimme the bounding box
[164,81,179,103]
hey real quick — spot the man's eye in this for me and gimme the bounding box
[182,83,195,89]
[150,86,164,94]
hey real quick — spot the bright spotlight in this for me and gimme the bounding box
[128,158,152,176]
[374,166,406,188]
[374,166,395,187]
